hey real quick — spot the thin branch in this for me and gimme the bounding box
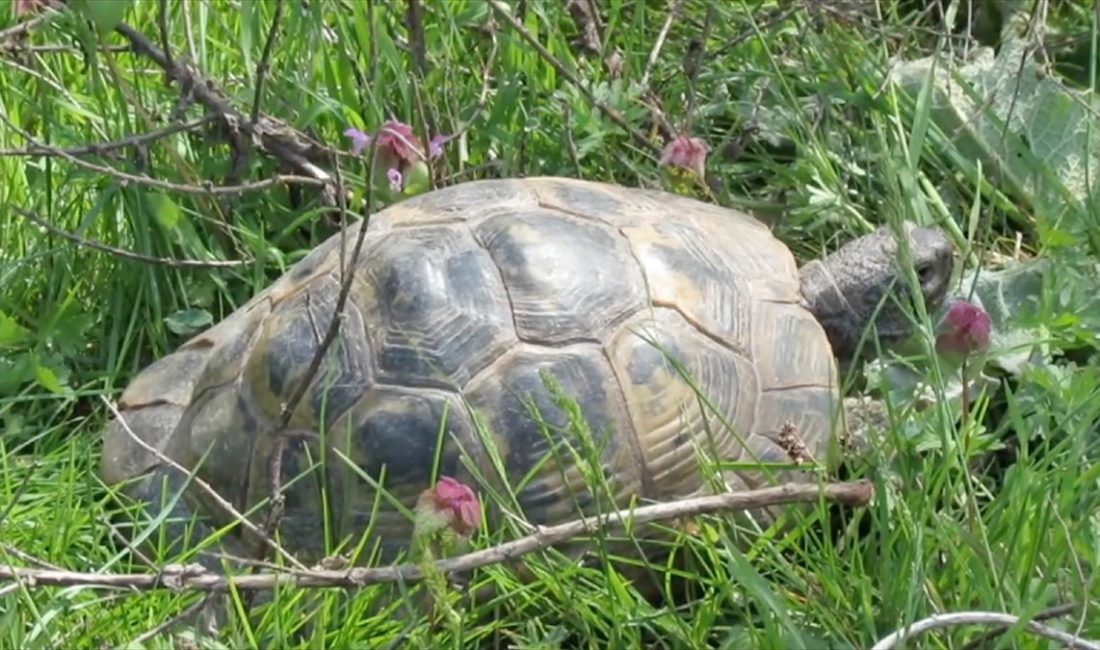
[113,21,332,185]
[564,0,604,56]
[0,481,874,593]
[0,43,131,54]
[0,116,214,158]
[640,0,681,88]
[682,2,714,133]
[14,207,250,269]
[274,160,370,436]
[0,541,62,598]
[1,55,78,98]
[104,519,158,570]
[237,3,383,601]
[249,0,381,568]
[960,603,1084,650]
[1,543,63,571]
[270,0,381,439]
[260,127,373,570]
[406,0,428,75]
[251,0,285,125]
[872,610,1100,650]
[442,22,499,146]
[99,396,307,571]
[665,5,798,89]
[486,0,659,156]
[0,110,324,195]
[157,0,173,73]
[0,12,53,48]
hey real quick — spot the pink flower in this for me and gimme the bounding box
[12,0,47,16]
[415,476,481,538]
[936,298,992,358]
[659,135,709,179]
[343,120,450,193]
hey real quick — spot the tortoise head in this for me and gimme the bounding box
[798,221,955,364]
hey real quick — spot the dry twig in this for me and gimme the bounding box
[486,0,658,156]
[445,21,500,146]
[565,0,603,55]
[130,594,216,646]
[99,396,307,571]
[406,0,429,75]
[872,610,1100,650]
[0,540,61,598]
[640,0,682,88]
[0,11,53,49]
[0,109,324,195]
[0,116,215,158]
[255,0,383,577]
[959,603,1085,650]
[250,0,285,125]
[14,207,251,269]
[157,0,173,72]
[0,481,874,593]
[113,21,332,185]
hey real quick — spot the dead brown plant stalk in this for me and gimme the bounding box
[0,480,873,594]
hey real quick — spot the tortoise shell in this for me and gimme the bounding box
[101,177,840,561]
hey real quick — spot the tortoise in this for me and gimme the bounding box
[99,176,954,571]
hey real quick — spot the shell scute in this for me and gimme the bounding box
[622,220,755,355]
[373,178,539,229]
[465,344,645,523]
[606,308,759,500]
[235,274,373,429]
[529,177,634,226]
[474,209,647,345]
[359,225,516,389]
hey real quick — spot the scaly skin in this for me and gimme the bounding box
[799,221,955,364]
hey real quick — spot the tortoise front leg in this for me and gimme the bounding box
[115,463,248,573]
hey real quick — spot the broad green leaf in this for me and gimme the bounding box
[956,261,1049,375]
[165,308,214,336]
[0,311,30,348]
[71,0,133,33]
[0,353,33,394]
[148,192,181,230]
[891,38,1100,246]
[34,362,66,395]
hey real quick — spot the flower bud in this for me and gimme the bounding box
[936,298,992,358]
[659,135,709,180]
[414,476,481,539]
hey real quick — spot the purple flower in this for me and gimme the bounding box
[428,134,451,158]
[659,135,709,180]
[415,476,481,538]
[343,120,450,193]
[936,298,992,358]
[343,127,372,155]
[386,168,403,192]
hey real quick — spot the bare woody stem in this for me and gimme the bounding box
[1,481,873,593]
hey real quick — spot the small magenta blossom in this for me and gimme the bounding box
[659,135,709,180]
[936,298,992,358]
[414,476,481,539]
[12,0,47,16]
[344,120,450,194]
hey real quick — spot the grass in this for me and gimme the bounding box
[2,0,1099,647]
